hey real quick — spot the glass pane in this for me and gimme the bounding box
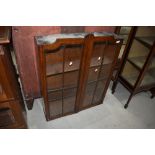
[136,27,155,37]
[83,82,96,107]
[64,71,79,88]
[92,80,106,104]
[47,74,63,90]
[103,44,117,65]
[49,100,62,118]
[99,64,112,80]
[63,96,76,114]
[121,61,140,86]
[48,90,62,101]
[90,42,105,67]
[46,47,63,76]
[63,87,77,98]
[128,39,150,69]
[63,87,77,114]
[64,45,82,72]
[87,66,100,83]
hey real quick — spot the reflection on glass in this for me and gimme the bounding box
[64,45,82,72]
[103,44,116,65]
[47,74,63,90]
[49,100,63,118]
[83,82,96,107]
[90,42,105,67]
[92,80,106,104]
[46,47,63,76]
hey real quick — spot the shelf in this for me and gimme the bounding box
[135,36,155,48]
[128,56,155,70]
[121,74,138,86]
[140,72,155,86]
[128,56,147,70]
[122,67,155,87]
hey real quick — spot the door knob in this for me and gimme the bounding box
[98,57,101,61]
[116,40,120,44]
[69,61,73,66]
[94,69,98,72]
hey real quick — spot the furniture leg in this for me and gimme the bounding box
[111,80,118,94]
[124,93,134,109]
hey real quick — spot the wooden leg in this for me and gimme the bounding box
[112,80,118,94]
[25,98,34,110]
[124,93,134,109]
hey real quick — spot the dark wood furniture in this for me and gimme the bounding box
[112,26,134,81]
[0,27,27,128]
[12,26,116,110]
[36,32,122,120]
[112,26,155,108]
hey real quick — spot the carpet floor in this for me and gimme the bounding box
[27,83,155,128]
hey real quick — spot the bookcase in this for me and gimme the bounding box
[36,32,122,120]
[112,26,155,108]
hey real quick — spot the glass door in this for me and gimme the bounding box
[82,40,118,108]
[45,44,83,119]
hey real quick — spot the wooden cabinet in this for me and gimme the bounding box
[36,32,122,120]
[0,27,27,128]
[112,26,155,108]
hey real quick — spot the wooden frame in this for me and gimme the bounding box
[36,32,122,121]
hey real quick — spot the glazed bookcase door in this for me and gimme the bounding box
[82,39,120,108]
[45,44,83,119]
